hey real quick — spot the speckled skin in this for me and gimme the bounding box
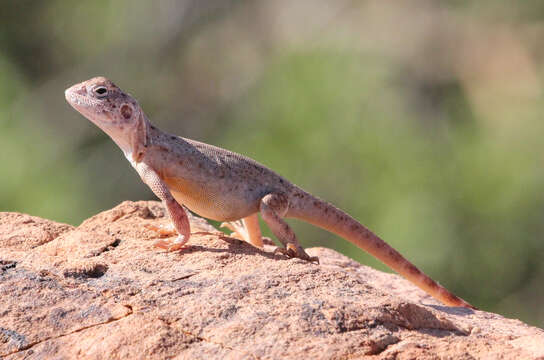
[146,132,295,221]
[65,77,476,309]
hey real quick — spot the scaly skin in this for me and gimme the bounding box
[65,77,476,309]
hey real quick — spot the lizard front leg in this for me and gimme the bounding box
[221,214,264,249]
[135,162,191,251]
[260,193,318,263]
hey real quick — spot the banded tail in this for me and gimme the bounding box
[287,189,476,309]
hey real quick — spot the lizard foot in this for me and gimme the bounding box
[221,214,263,250]
[153,234,188,252]
[220,217,265,249]
[273,243,319,264]
[220,220,248,241]
[144,223,177,237]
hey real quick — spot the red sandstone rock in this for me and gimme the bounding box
[1,201,543,359]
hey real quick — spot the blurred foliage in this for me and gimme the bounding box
[2,0,544,326]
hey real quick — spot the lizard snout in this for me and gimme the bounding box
[65,83,86,101]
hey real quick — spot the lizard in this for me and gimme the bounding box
[65,76,476,309]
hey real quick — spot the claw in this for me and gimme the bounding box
[144,223,177,237]
[153,234,188,252]
[273,247,288,257]
[220,222,234,232]
[220,220,248,241]
[146,223,189,251]
[274,243,319,264]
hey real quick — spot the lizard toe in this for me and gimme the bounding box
[145,223,176,237]
[153,235,187,252]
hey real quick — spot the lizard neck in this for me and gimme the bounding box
[124,120,169,166]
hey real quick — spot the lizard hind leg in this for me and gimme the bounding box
[259,193,318,263]
[220,214,264,249]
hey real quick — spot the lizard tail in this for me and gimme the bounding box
[287,189,476,309]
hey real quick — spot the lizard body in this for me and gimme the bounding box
[65,77,475,309]
[147,134,291,221]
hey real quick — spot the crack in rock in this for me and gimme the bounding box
[1,305,133,357]
[160,318,261,360]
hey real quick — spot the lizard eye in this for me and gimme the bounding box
[93,86,108,98]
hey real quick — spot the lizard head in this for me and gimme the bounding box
[65,77,148,157]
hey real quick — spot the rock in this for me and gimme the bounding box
[1,201,543,359]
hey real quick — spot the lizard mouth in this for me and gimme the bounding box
[65,85,114,126]
[65,88,99,109]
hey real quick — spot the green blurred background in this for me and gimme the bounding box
[2,1,544,326]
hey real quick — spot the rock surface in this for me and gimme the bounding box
[1,201,543,359]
